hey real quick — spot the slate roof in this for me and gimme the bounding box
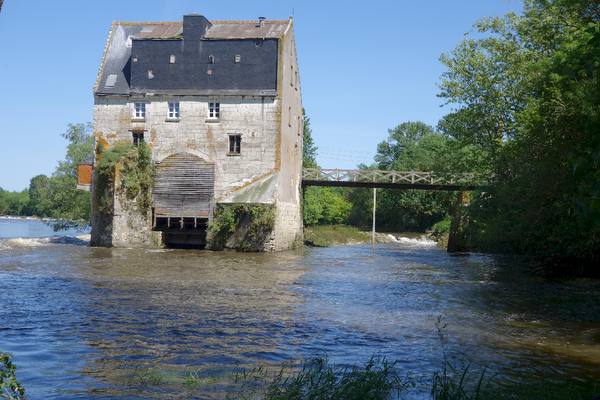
[132,21,288,40]
[94,17,291,96]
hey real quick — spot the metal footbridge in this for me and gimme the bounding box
[302,168,486,191]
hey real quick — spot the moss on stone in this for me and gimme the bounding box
[208,203,276,252]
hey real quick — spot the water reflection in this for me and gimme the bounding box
[0,238,599,398]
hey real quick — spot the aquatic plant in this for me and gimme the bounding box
[225,355,409,400]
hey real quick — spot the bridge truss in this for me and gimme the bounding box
[302,168,486,191]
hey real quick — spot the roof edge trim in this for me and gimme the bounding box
[283,16,292,36]
[116,21,183,26]
[114,19,289,26]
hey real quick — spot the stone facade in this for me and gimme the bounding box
[268,201,303,251]
[90,14,303,251]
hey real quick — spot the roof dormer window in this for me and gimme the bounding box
[234,55,241,63]
[105,74,117,88]
[170,55,176,64]
[208,55,214,64]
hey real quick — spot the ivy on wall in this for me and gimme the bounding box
[95,142,154,217]
[208,203,276,251]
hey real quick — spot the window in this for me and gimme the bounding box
[134,102,146,119]
[168,102,179,118]
[208,55,214,64]
[229,135,241,154]
[234,55,241,63]
[132,131,144,146]
[209,102,220,119]
[170,55,176,64]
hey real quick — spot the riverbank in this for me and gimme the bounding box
[303,225,443,248]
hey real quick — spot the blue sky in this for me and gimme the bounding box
[0,0,522,192]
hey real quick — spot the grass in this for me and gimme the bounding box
[225,355,409,400]
[303,225,371,247]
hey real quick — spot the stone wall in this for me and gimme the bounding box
[90,163,162,248]
[266,201,303,251]
[111,190,162,248]
[93,95,281,200]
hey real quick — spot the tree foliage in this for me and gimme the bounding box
[0,188,29,216]
[304,186,352,226]
[17,123,95,230]
[302,108,318,169]
[0,351,25,400]
[438,0,600,274]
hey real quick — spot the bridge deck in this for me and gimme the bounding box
[301,168,485,191]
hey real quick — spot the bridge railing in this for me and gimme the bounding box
[302,168,487,186]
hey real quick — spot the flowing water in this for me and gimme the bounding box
[1,217,599,399]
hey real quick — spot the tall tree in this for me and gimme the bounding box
[371,122,457,231]
[27,174,51,217]
[438,0,600,274]
[302,109,318,169]
[300,110,352,226]
[44,123,94,230]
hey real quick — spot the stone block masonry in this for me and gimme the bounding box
[266,201,303,251]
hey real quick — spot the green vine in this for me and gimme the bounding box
[95,142,154,217]
[208,204,276,251]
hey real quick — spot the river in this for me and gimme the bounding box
[0,217,599,399]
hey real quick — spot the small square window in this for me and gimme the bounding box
[229,135,241,154]
[234,55,241,63]
[209,102,220,119]
[134,102,146,119]
[170,55,176,64]
[168,102,180,118]
[132,132,144,146]
[208,55,214,64]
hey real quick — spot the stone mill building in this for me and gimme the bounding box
[90,14,303,250]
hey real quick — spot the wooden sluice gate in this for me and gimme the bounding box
[152,152,215,247]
